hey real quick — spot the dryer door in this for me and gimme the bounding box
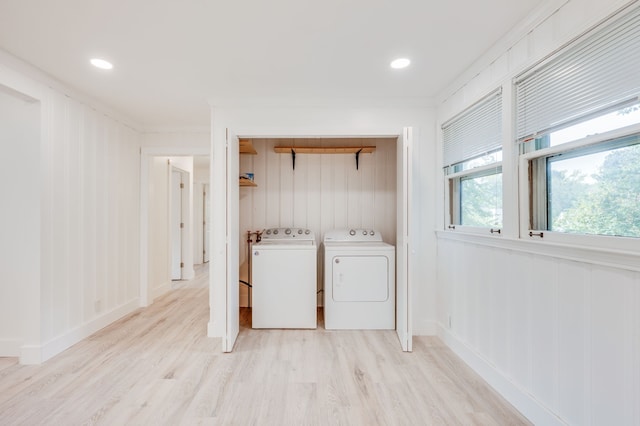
[332,255,389,302]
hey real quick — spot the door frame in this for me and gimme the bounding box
[215,128,413,352]
[139,147,208,307]
[170,166,189,281]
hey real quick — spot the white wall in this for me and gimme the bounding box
[0,52,141,364]
[209,104,437,337]
[435,0,640,424]
[238,137,397,307]
[38,89,141,363]
[0,89,40,357]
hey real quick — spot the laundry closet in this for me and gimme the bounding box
[238,137,398,311]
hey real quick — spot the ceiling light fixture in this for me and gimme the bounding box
[90,58,113,70]
[390,58,411,69]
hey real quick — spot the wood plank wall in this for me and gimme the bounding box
[41,89,140,355]
[239,137,397,306]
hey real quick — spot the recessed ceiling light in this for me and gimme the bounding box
[390,58,411,69]
[90,58,113,70]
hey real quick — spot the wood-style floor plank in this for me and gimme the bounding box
[0,264,530,425]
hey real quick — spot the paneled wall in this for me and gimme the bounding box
[38,88,140,362]
[438,238,640,425]
[238,137,397,306]
[435,0,640,424]
[0,90,40,356]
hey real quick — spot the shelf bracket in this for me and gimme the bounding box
[355,148,363,170]
[291,148,296,170]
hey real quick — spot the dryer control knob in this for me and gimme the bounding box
[370,230,375,236]
[362,230,368,235]
[349,229,356,236]
[305,229,310,234]
[285,228,292,235]
[297,229,303,234]
[273,229,279,235]
[266,229,272,235]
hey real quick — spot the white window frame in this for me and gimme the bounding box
[519,122,640,253]
[446,162,503,235]
[443,88,504,236]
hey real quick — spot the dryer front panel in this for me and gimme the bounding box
[331,255,389,302]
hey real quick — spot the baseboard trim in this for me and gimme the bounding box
[0,339,21,357]
[33,299,140,364]
[438,324,567,426]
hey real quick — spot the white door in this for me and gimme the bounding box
[203,183,210,263]
[396,127,413,351]
[223,129,240,352]
[170,169,184,280]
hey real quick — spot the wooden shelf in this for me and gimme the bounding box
[239,179,257,187]
[274,146,376,154]
[239,139,257,155]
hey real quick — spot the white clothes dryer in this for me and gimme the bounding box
[251,227,317,329]
[323,229,395,330]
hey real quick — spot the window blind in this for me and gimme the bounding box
[442,89,502,168]
[515,4,640,142]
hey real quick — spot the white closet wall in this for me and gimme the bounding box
[238,138,397,306]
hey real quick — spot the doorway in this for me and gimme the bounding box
[140,151,208,306]
[219,130,413,352]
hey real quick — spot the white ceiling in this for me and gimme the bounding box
[0,0,545,129]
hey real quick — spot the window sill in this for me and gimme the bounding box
[436,229,640,272]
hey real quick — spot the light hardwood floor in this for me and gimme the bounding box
[0,265,530,425]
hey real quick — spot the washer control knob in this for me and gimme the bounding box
[362,230,368,235]
[349,229,356,236]
[297,229,303,234]
[370,230,375,236]
[305,229,310,234]
[273,229,279,235]
[266,229,272,235]
[285,228,292,235]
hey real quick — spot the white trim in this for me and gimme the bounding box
[23,299,140,365]
[518,124,640,253]
[519,122,640,161]
[438,323,568,426]
[437,230,640,272]
[446,161,503,180]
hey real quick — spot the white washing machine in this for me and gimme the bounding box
[251,227,317,329]
[323,229,395,330]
